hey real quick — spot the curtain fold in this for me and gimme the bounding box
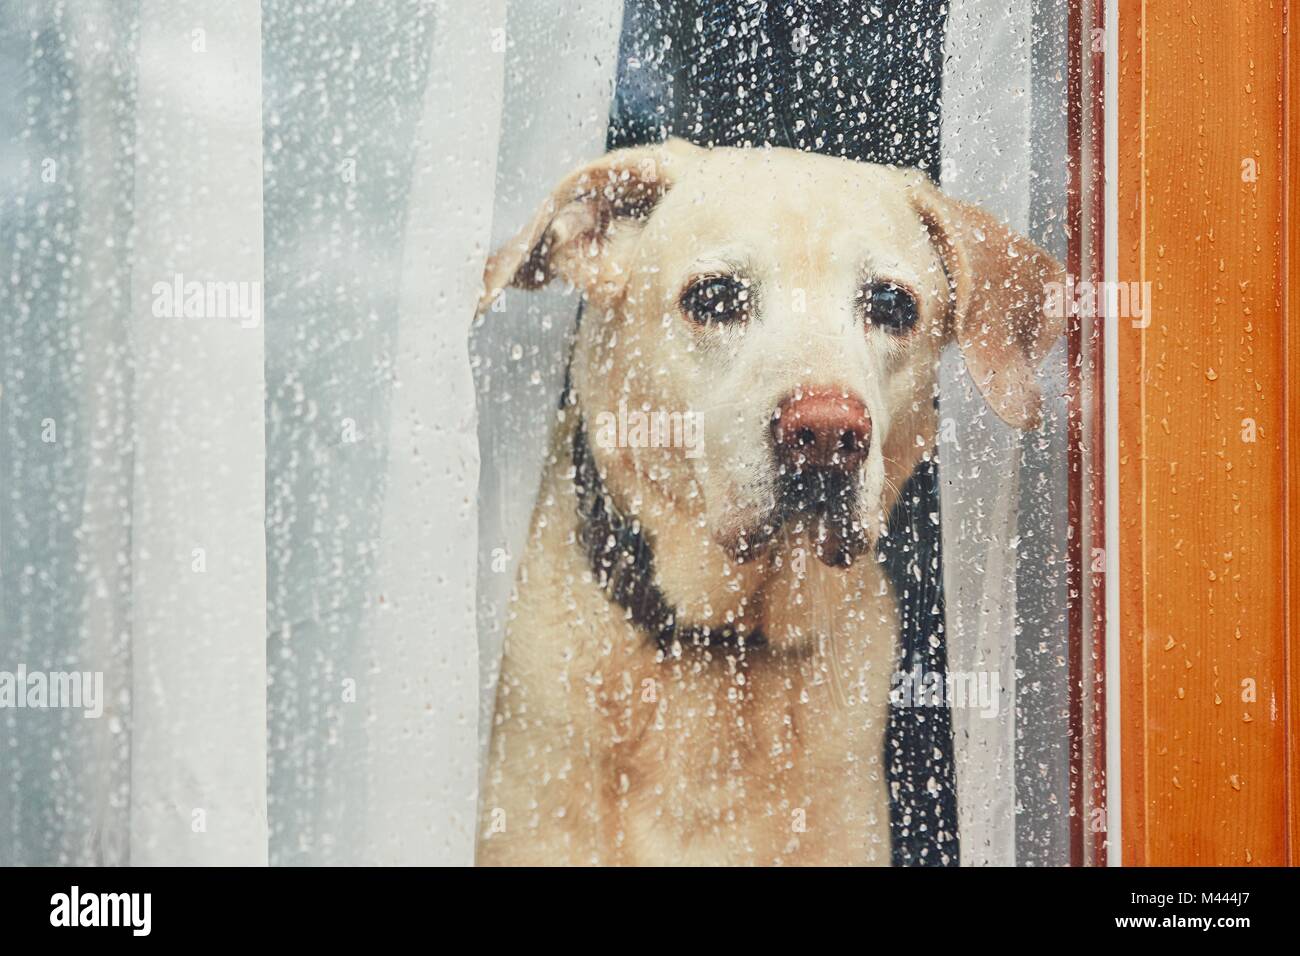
[1,0,139,867]
[939,0,1033,868]
[126,0,268,866]
[354,0,506,865]
[939,0,1073,866]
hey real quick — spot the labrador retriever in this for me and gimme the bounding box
[474,139,1063,865]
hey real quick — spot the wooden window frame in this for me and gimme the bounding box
[1116,0,1299,866]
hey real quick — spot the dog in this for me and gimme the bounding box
[474,139,1063,865]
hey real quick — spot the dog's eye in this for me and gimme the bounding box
[863,282,918,335]
[681,275,751,326]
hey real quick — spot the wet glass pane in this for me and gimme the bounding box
[1,0,1108,867]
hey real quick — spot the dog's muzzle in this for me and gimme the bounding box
[770,387,873,568]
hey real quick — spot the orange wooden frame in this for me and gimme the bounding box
[1286,0,1300,867]
[1118,0,1295,865]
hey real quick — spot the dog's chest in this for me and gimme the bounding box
[586,637,894,864]
[521,486,896,863]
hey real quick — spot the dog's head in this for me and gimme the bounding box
[480,140,1064,570]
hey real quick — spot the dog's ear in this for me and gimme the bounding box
[477,140,700,315]
[909,179,1066,429]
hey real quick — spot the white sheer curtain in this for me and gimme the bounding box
[939,0,1033,869]
[1,0,501,866]
[354,0,503,865]
[127,0,267,866]
[939,0,1071,866]
[1,0,1071,867]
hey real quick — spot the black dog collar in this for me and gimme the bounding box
[569,410,766,652]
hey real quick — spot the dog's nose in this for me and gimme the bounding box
[771,388,872,472]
